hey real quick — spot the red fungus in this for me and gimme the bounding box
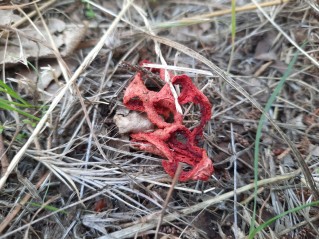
[94,198,107,212]
[123,62,214,182]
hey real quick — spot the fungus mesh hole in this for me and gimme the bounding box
[153,102,175,123]
[127,96,143,108]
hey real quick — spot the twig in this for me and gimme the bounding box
[119,61,165,87]
[154,163,182,239]
[230,123,238,239]
[0,134,9,177]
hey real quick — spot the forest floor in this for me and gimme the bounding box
[0,0,319,238]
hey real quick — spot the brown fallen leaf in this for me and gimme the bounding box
[11,59,77,101]
[254,31,277,61]
[0,16,87,65]
[113,110,155,134]
[0,9,21,24]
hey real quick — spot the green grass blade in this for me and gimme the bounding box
[0,98,37,108]
[250,44,305,234]
[249,201,319,238]
[29,202,67,214]
[0,80,30,106]
[0,79,40,121]
[0,100,40,121]
[231,0,236,40]
[227,0,236,73]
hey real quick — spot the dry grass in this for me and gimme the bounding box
[0,0,319,238]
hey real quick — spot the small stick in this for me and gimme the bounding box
[119,61,165,87]
[0,134,9,177]
[154,163,182,239]
[254,61,273,77]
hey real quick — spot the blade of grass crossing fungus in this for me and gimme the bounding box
[250,43,306,234]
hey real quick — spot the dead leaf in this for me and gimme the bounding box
[81,213,108,234]
[0,16,87,65]
[309,144,319,157]
[254,31,278,61]
[170,22,213,44]
[113,110,155,134]
[46,18,66,33]
[281,154,295,168]
[271,60,291,74]
[12,59,77,101]
[243,78,269,102]
[287,114,305,128]
[0,10,21,25]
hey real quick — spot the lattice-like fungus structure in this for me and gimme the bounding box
[123,62,213,182]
